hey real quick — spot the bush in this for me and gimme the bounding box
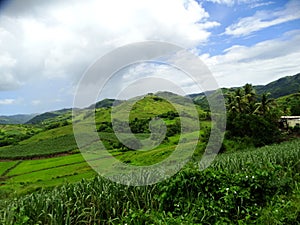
[226,113,280,147]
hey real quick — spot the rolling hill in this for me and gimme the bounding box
[191,72,300,110]
[0,114,37,124]
[255,73,300,98]
[2,72,299,125]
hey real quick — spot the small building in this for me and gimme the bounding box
[280,116,300,129]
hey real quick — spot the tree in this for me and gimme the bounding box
[254,93,276,115]
[291,101,300,116]
[226,87,280,147]
[244,83,256,113]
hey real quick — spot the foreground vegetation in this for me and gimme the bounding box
[1,139,299,224]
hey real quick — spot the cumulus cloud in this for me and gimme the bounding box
[0,0,218,91]
[224,0,300,36]
[201,30,300,87]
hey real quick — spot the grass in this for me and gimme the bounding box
[0,134,78,159]
[20,125,73,144]
[212,138,300,172]
[0,162,18,176]
[1,138,299,224]
[6,154,85,176]
[0,153,97,197]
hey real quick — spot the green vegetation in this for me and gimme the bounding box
[0,153,96,198]
[26,108,72,125]
[0,124,43,147]
[0,139,299,224]
[1,75,300,225]
[277,92,300,115]
[226,84,281,147]
[0,134,78,159]
[0,114,36,125]
[255,72,300,98]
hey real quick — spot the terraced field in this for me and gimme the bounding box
[0,153,95,196]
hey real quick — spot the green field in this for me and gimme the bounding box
[0,138,299,224]
[0,134,78,159]
[0,153,96,197]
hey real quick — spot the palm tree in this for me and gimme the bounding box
[254,93,275,115]
[227,92,239,114]
[243,83,256,113]
[234,88,244,113]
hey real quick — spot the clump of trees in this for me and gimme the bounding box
[226,84,281,147]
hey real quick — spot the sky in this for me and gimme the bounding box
[0,0,300,115]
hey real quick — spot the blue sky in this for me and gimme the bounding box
[0,0,300,115]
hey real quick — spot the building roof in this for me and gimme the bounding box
[281,116,300,119]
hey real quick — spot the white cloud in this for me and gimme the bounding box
[0,0,218,91]
[201,30,300,87]
[206,0,259,6]
[98,62,196,100]
[0,99,16,105]
[224,0,300,36]
[249,1,274,9]
[206,0,235,6]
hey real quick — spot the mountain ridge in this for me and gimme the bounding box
[2,72,299,124]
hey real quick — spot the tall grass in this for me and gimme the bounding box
[1,139,300,224]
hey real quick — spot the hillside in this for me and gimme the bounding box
[25,108,73,124]
[0,114,36,124]
[277,92,300,115]
[3,72,299,125]
[191,73,300,109]
[88,98,124,109]
[255,73,300,98]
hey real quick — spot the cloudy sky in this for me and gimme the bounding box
[0,0,300,115]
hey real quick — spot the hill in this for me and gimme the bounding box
[0,114,36,124]
[88,98,124,109]
[190,73,300,109]
[277,92,300,115]
[255,73,300,98]
[26,108,73,124]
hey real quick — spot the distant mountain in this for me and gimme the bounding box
[27,99,124,125]
[190,73,300,109]
[26,108,73,124]
[0,114,37,124]
[254,73,300,98]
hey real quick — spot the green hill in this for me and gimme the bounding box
[88,98,124,109]
[255,73,300,98]
[277,92,300,115]
[191,73,300,109]
[26,108,73,125]
[0,114,36,124]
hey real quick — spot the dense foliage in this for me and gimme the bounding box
[226,84,281,147]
